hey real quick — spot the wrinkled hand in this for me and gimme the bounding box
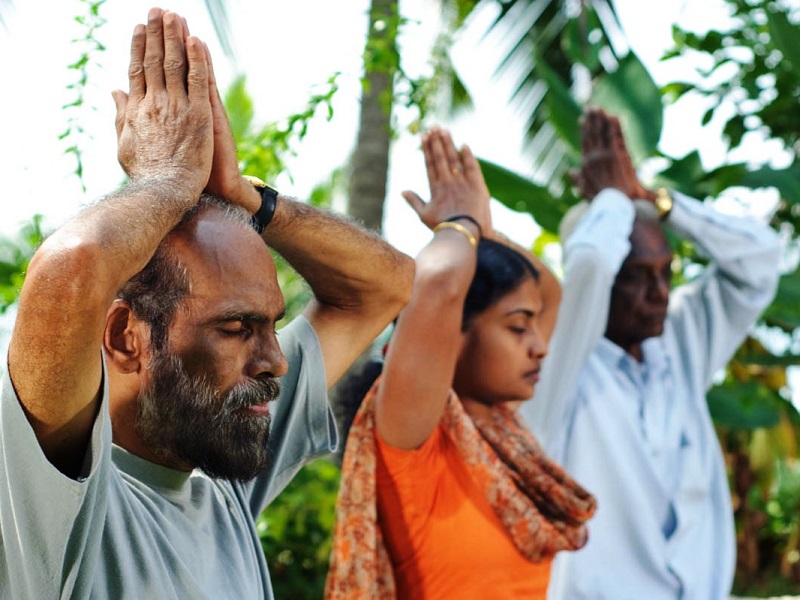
[201,44,260,214]
[112,8,213,198]
[402,127,493,237]
[571,108,656,203]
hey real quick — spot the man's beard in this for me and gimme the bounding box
[135,349,281,482]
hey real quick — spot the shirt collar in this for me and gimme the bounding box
[596,335,671,379]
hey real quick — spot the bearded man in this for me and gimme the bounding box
[0,8,412,599]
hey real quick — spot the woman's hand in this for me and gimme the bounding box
[402,127,493,239]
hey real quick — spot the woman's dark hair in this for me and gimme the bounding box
[462,238,539,330]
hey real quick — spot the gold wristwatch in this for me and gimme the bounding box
[654,187,673,221]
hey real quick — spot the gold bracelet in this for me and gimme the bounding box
[433,221,478,248]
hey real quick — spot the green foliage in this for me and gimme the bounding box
[256,459,341,599]
[228,74,340,184]
[479,158,575,233]
[0,216,45,314]
[60,0,107,191]
[665,0,800,157]
[223,76,342,324]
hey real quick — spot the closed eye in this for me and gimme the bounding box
[220,328,249,338]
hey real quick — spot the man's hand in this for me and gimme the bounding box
[402,127,493,238]
[202,44,261,215]
[571,108,656,203]
[112,8,213,198]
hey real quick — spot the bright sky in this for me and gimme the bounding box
[1,0,794,398]
[1,0,763,246]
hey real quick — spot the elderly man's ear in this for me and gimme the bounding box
[103,300,150,375]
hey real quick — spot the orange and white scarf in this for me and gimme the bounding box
[324,382,596,599]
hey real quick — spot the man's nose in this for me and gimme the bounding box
[248,335,289,379]
[649,275,670,301]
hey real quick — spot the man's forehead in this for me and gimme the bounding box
[629,220,671,257]
[170,210,284,314]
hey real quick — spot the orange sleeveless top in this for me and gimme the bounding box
[376,424,552,599]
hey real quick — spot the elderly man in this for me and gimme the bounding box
[0,9,412,599]
[522,108,780,599]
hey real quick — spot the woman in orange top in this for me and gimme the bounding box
[326,128,595,599]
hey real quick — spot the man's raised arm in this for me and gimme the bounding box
[7,9,214,475]
[263,200,414,388]
[196,46,414,390]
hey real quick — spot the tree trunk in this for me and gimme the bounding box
[329,0,398,465]
[346,0,397,231]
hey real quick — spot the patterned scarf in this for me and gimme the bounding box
[324,381,596,600]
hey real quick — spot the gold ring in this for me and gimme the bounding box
[452,166,462,175]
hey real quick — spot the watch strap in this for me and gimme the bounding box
[243,175,279,234]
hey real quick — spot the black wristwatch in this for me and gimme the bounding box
[243,175,279,234]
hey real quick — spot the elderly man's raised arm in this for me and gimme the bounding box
[7,9,214,475]
[664,191,780,385]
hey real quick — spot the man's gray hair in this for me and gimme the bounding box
[116,194,253,350]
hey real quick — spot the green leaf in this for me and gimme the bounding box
[766,7,800,69]
[591,52,663,162]
[763,267,800,332]
[653,151,708,198]
[478,158,566,234]
[739,160,800,207]
[224,75,255,143]
[562,13,602,71]
[707,382,782,430]
[535,54,582,157]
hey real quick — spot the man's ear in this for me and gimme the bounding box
[104,300,149,374]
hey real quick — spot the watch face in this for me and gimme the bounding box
[655,189,672,218]
[243,174,267,189]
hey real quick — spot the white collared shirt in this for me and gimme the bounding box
[521,189,780,600]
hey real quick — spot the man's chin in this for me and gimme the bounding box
[196,447,271,482]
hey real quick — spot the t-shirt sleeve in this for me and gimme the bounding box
[0,355,112,599]
[375,425,446,520]
[241,315,338,516]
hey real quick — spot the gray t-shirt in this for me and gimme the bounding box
[0,315,337,599]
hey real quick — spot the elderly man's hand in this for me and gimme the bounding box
[112,8,213,199]
[571,108,656,203]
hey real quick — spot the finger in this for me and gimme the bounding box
[204,42,230,137]
[609,115,627,152]
[460,144,482,183]
[401,191,426,216]
[598,111,611,149]
[421,132,437,186]
[204,42,222,106]
[143,7,166,93]
[426,128,451,181]
[581,108,596,156]
[127,23,146,100]
[111,90,128,141]
[162,11,188,99]
[440,129,462,172]
[185,36,210,105]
